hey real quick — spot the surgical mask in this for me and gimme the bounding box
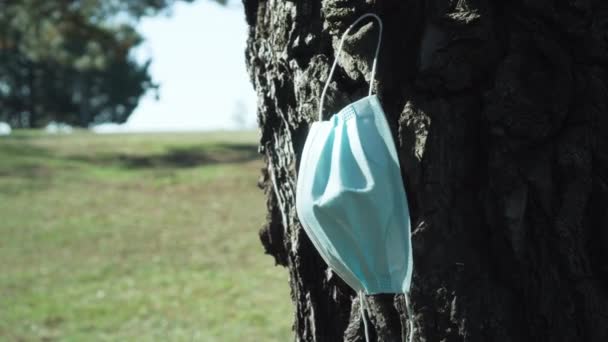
[295,13,414,342]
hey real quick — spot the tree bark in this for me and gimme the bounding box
[244,0,608,341]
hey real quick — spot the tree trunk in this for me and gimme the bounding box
[243,0,608,341]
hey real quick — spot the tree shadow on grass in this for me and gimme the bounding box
[117,143,260,169]
[0,143,53,177]
[0,141,51,158]
[0,142,260,179]
[0,140,260,196]
[72,143,260,169]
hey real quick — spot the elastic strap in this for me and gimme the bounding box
[359,291,371,342]
[404,292,415,342]
[318,13,383,121]
[358,291,415,342]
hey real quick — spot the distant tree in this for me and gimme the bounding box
[0,0,208,128]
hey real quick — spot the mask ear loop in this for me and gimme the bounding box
[404,292,415,342]
[318,13,383,121]
[359,291,371,342]
[359,293,415,342]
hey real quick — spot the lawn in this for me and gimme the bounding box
[0,130,292,341]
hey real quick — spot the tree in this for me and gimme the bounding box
[244,0,608,341]
[0,0,206,128]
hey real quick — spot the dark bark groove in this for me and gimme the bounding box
[244,0,608,341]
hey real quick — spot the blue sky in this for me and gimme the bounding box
[100,0,256,132]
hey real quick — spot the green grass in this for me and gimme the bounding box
[0,130,292,341]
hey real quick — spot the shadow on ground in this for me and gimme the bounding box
[0,141,260,179]
[73,143,260,169]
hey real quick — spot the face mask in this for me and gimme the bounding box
[295,13,414,342]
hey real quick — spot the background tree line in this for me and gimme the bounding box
[0,0,226,128]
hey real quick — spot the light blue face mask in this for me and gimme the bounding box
[295,13,415,342]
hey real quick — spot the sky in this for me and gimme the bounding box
[95,0,257,132]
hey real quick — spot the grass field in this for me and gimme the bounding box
[0,130,292,341]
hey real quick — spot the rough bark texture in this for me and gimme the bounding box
[244,0,608,341]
